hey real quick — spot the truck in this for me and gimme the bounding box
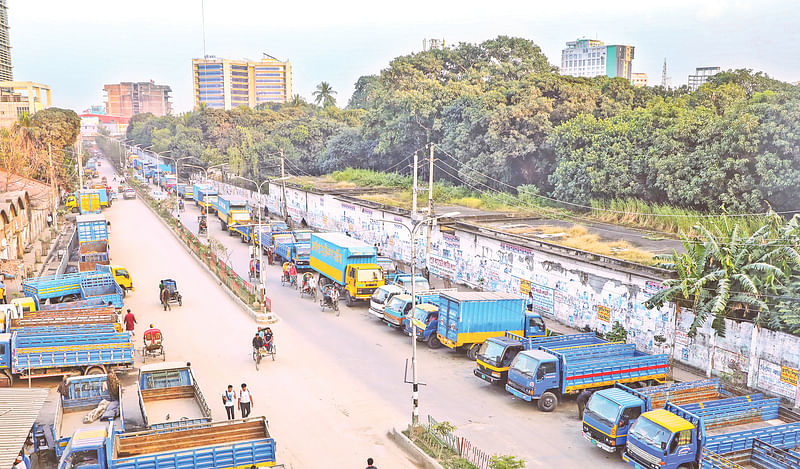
[369,284,403,320]
[193,183,217,213]
[56,417,277,469]
[76,214,109,244]
[505,341,669,412]
[274,240,310,269]
[96,264,134,295]
[623,399,800,469]
[376,256,399,282]
[231,222,270,245]
[135,362,212,430]
[404,302,442,348]
[582,379,735,453]
[699,439,800,469]
[309,232,385,306]
[475,332,603,386]
[389,274,431,293]
[435,291,548,360]
[23,270,125,308]
[0,323,133,386]
[3,303,120,332]
[293,229,312,243]
[161,174,177,192]
[383,290,456,328]
[66,190,102,214]
[78,241,110,272]
[176,183,193,200]
[213,194,250,231]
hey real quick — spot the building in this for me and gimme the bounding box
[0,170,58,262]
[79,112,129,138]
[0,81,51,128]
[631,72,648,87]
[103,81,172,118]
[192,54,292,109]
[560,38,635,80]
[0,0,11,82]
[688,66,721,91]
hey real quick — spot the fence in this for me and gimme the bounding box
[426,415,492,469]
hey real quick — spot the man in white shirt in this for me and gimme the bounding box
[238,383,254,418]
[222,385,236,420]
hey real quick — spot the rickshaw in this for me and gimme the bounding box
[159,279,182,307]
[299,272,316,300]
[320,283,340,316]
[198,215,208,236]
[252,329,276,370]
[142,327,165,362]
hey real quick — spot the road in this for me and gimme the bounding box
[126,170,628,469]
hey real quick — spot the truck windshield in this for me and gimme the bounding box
[410,279,430,291]
[372,288,391,304]
[414,307,431,322]
[296,245,310,256]
[477,341,506,365]
[386,296,406,312]
[629,417,672,450]
[357,268,383,282]
[584,394,621,426]
[510,353,539,378]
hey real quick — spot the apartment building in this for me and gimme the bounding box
[192,54,292,109]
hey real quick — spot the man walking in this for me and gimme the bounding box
[238,383,254,418]
[222,385,236,420]
[366,457,378,469]
[161,287,171,311]
[123,309,137,336]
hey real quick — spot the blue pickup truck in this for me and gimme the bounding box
[57,418,277,469]
[0,323,133,386]
[404,302,442,348]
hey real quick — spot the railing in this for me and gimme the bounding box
[700,447,745,469]
[425,415,491,469]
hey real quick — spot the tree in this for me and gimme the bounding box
[313,82,337,107]
[489,455,526,469]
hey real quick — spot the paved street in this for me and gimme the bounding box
[109,162,627,469]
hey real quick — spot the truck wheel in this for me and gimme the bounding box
[122,288,127,298]
[85,365,106,375]
[537,391,558,412]
[466,345,478,361]
[426,334,442,349]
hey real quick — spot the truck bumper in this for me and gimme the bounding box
[620,453,648,469]
[383,315,402,327]
[437,335,458,349]
[473,368,503,384]
[505,384,534,401]
[368,306,384,319]
[583,431,617,453]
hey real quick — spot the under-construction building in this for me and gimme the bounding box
[103,81,173,118]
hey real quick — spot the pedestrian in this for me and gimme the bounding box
[238,383,253,418]
[57,376,69,398]
[13,455,24,469]
[123,309,137,335]
[222,385,236,420]
[46,213,53,228]
[161,287,171,311]
[577,388,594,420]
[366,457,378,469]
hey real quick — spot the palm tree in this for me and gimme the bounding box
[312,82,337,107]
[289,94,305,107]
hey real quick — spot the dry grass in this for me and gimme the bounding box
[505,224,659,265]
[360,191,413,209]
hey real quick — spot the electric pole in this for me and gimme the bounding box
[47,143,57,231]
[280,149,288,223]
[424,143,434,267]
[411,151,419,222]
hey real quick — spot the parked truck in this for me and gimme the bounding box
[274,239,310,269]
[57,417,277,469]
[3,303,120,333]
[505,341,669,412]
[623,399,800,469]
[78,241,110,272]
[404,303,442,348]
[582,379,735,453]
[310,232,385,306]
[436,291,549,360]
[231,222,270,245]
[389,274,431,293]
[76,214,109,244]
[134,362,212,430]
[96,264,134,294]
[213,194,250,231]
[0,323,133,386]
[383,290,455,328]
[66,190,102,214]
[369,284,403,320]
[193,184,217,214]
[475,332,603,386]
[23,270,125,308]
[699,439,800,469]
[176,183,193,200]
[293,229,312,242]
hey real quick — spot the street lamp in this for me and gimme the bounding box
[378,211,459,425]
[232,175,290,289]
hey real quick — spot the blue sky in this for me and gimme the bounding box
[10,0,799,113]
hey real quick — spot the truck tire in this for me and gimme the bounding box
[85,365,106,375]
[122,288,127,298]
[426,334,442,349]
[466,345,478,361]
[537,391,558,412]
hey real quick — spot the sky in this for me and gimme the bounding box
[9,0,800,113]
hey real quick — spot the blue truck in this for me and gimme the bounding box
[193,183,217,213]
[0,323,133,386]
[389,274,431,293]
[435,291,548,360]
[212,194,251,231]
[176,183,193,200]
[475,332,601,386]
[274,239,311,269]
[256,222,292,251]
[57,417,277,469]
[310,232,385,306]
[623,399,800,469]
[582,379,734,453]
[404,302,442,347]
[382,289,455,328]
[505,341,669,412]
[23,270,124,308]
[76,214,109,244]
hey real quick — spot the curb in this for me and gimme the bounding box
[134,186,278,325]
[387,425,447,469]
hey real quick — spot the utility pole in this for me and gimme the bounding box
[280,149,288,223]
[47,143,57,231]
[424,143,435,270]
[411,151,419,222]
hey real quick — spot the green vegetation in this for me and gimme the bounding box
[646,214,800,337]
[405,422,479,469]
[489,455,526,469]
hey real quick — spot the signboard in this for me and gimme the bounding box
[597,305,611,322]
[757,360,797,399]
[529,283,555,316]
[519,279,531,295]
[428,254,457,278]
[781,365,798,387]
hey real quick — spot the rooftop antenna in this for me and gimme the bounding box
[201,0,207,58]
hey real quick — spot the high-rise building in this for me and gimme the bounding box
[0,81,51,128]
[688,66,721,91]
[103,81,172,118]
[0,0,12,82]
[192,54,292,110]
[631,72,648,87]
[560,38,635,80]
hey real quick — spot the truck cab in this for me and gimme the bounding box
[391,274,430,293]
[369,284,403,319]
[344,263,384,306]
[583,386,646,453]
[383,292,440,328]
[11,296,37,313]
[58,424,111,469]
[405,303,441,348]
[623,408,699,469]
[293,229,312,242]
[474,336,527,384]
[97,265,134,293]
[506,349,561,409]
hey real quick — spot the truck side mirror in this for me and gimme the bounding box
[660,441,667,452]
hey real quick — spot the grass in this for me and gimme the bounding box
[403,427,479,469]
[505,224,659,265]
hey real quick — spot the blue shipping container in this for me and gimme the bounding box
[309,233,377,284]
[437,291,527,348]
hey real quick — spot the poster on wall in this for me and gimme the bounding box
[529,283,555,316]
[520,279,531,295]
[597,305,611,322]
[428,253,457,278]
[757,360,797,399]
